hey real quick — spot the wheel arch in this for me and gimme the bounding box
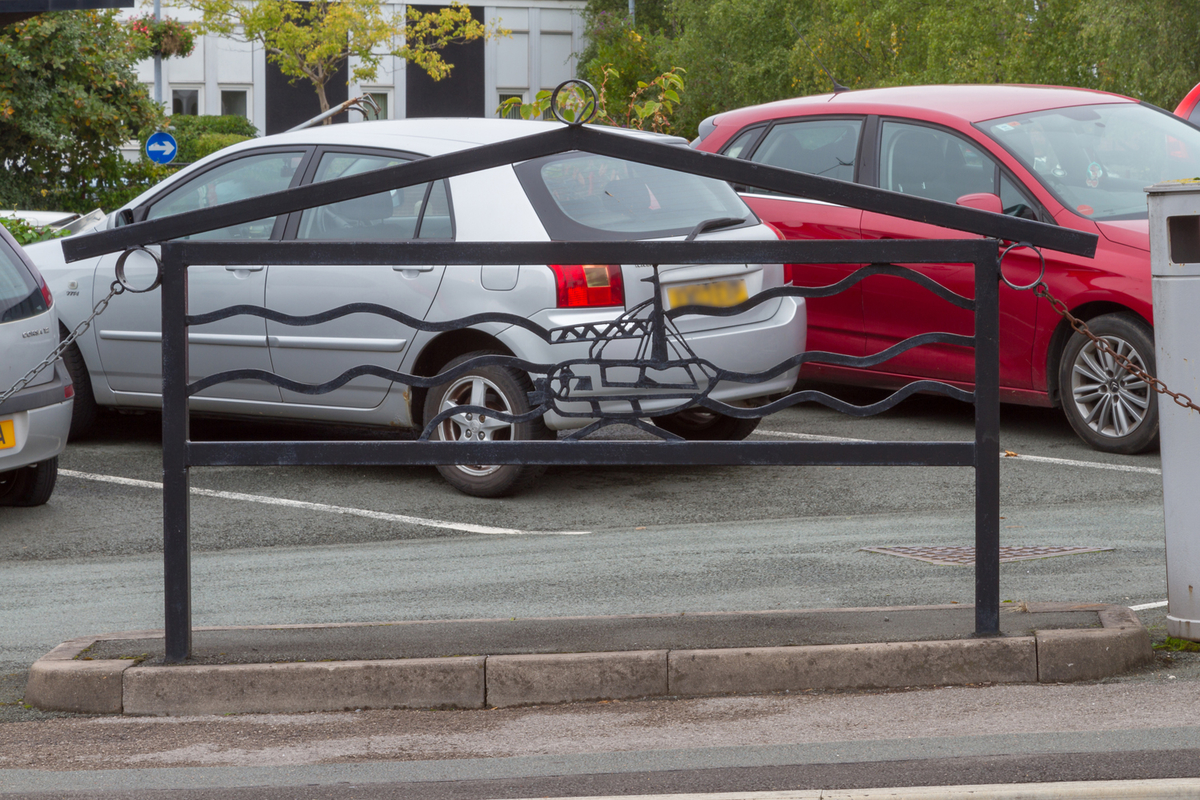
[1045,301,1152,408]
[408,329,515,428]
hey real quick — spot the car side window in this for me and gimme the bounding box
[722,127,764,160]
[747,119,861,189]
[879,122,996,204]
[297,152,451,241]
[146,151,306,240]
[417,180,453,239]
[999,173,1039,220]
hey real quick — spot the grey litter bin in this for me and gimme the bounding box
[1147,180,1200,641]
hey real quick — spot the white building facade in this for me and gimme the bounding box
[133,1,586,134]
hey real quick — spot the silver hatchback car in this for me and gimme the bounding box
[0,225,73,506]
[27,118,806,496]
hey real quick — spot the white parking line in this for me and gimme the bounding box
[58,469,591,536]
[1130,600,1169,611]
[998,452,1162,475]
[755,430,1163,474]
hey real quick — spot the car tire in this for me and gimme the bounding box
[1058,313,1159,454]
[422,351,552,497]
[60,336,97,440]
[650,408,761,441]
[0,457,58,507]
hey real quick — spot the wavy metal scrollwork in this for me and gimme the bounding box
[186,262,979,441]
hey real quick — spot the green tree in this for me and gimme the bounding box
[0,11,163,212]
[652,0,1200,138]
[174,0,502,115]
[577,12,675,117]
[1075,0,1200,110]
[662,0,815,136]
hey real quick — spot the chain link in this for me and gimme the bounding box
[0,280,125,408]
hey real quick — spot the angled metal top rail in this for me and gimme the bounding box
[63,124,1098,262]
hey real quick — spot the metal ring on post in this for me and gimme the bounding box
[114,246,164,294]
[999,242,1046,291]
[549,79,599,126]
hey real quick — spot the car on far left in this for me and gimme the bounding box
[0,224,73,506]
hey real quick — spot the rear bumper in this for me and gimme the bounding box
[0,361,73,472]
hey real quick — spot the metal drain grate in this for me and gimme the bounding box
[860,545,1114,566]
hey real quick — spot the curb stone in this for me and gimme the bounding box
[535,780,1200,799]
[24,604,1153,716]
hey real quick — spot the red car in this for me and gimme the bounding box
[694,84,1200,454]
[1176,82,1200,125]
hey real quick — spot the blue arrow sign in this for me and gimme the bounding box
[146,131,178,165]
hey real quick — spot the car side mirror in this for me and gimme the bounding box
[955,192,1003,214]
[116,208,135,227]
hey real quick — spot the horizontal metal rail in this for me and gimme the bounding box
[163,237,1000,267]
[184,440,978,467]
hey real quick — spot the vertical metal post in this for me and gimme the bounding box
[160,243,192,662]
[153,0,163,107]
[974,248,1002,635]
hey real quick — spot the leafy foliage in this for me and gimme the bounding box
[0,216,69,246]
[139,114,259,163]
[499,67,684,134]
[0,11,164,213]
[127,13,196,59]
[591,0,1200,139]
[173,0,501,114]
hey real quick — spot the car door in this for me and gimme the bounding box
[859,120,1045,389]
[264,148,449,411]
[93,149,309,403]
[731,117,866,359]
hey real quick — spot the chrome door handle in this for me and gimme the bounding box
[392,265,436,272]
[226,266,265,272]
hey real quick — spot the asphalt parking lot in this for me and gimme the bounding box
[0,387,1170,660]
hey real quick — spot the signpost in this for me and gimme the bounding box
[146,131,178,165]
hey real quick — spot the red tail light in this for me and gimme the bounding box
[35,271,52,308]
[762,221,795,285]
[549,264,624,308]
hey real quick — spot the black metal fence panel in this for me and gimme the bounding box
[60,118,1093,663]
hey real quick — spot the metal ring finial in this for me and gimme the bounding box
[114,246,163,294]
[549,79,599,126]
[999,242,1046,291]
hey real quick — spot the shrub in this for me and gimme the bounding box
[0,216,69,246]
[139,115,259,164]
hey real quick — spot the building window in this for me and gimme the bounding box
[498,92,524,119]
[172,88,199,116]
[221,89,248,118]
[366,91,390,120]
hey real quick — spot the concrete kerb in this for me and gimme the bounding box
[540,780,1200,799]
[24,604,1154,716]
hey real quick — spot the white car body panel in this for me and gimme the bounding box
[24,118,806,435]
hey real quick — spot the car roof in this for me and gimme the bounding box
[222,117,687,158]
[712,84,1138,129]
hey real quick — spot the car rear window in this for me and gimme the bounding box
[0,238,47,324]
[515,152,753,240]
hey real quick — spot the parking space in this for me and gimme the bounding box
[1,390,1163,561]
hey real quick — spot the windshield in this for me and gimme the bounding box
[981,102,1200,221]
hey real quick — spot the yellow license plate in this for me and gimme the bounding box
[666,278,749,309]
[0,419,13,450]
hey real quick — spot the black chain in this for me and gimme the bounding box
[1032,281,1200,413]
[0,280,125,407]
